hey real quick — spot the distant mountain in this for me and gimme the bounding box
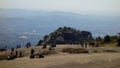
[0,9,79,18]
[0,9,120,48]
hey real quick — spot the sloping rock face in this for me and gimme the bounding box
[39,27,92,45]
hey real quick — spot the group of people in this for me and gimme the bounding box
[80,43,88,48]
[9,48,23,60]
[8,43,57,60]
[30,44,56,59]
[30,48,44,59]
[16,44,21,49]
[8,42,91,60]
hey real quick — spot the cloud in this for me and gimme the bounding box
[20,35,28,39]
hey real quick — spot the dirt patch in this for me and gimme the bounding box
[0,53,120,68]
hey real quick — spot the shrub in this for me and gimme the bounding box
[62,47,88,54]
[92,48,118,53]
[0,55,9,60]
[117,37,120,47]
[89,41,95,47]
[103,35,111,43]
[37,40,43,45]
[93,50,102,53]
[103,49,117,53]
[42,50,56,55]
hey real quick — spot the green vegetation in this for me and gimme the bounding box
[37,40,43,46]
[103,35,112,43]
[93,35,119,47]
[117,37,120,47]
[0,54,9,60]
[36,26,120,47]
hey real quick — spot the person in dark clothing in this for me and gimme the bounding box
[49,43,56,50]
[15,50,18,58]
[31,48,35,55]
[16,45,19,49]
[18,44,21,48]
[11,48,14,52]
[19,51,23,57]
[30,48,35,58]
[85,43,87,48]
[81,42,84,48]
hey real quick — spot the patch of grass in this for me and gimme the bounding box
[103,49,118,53]
[102,43,118,47]
[92,50,102,53]
[0,54,9,60]
[42,50,56,55]
[62,47,89,54]
[92,48,118,53]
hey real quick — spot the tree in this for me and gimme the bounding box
[26,42,31,48]
[117,37,120,47]
[37,40,43,45]
[43,35,49,41]
[96,36,102,42]
[89,41,95,47]
[117,33,120,47]
[103,35,111,43]
[110,36,118,43]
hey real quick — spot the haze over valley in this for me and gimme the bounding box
[0,9,120,48]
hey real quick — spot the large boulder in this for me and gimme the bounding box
[38,27,92,45]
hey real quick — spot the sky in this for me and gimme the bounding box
[0,0,120,15]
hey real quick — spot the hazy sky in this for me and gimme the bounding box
[0,0,120,15]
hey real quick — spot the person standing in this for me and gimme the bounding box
[30,48,35,58]
[15,50,18,58]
